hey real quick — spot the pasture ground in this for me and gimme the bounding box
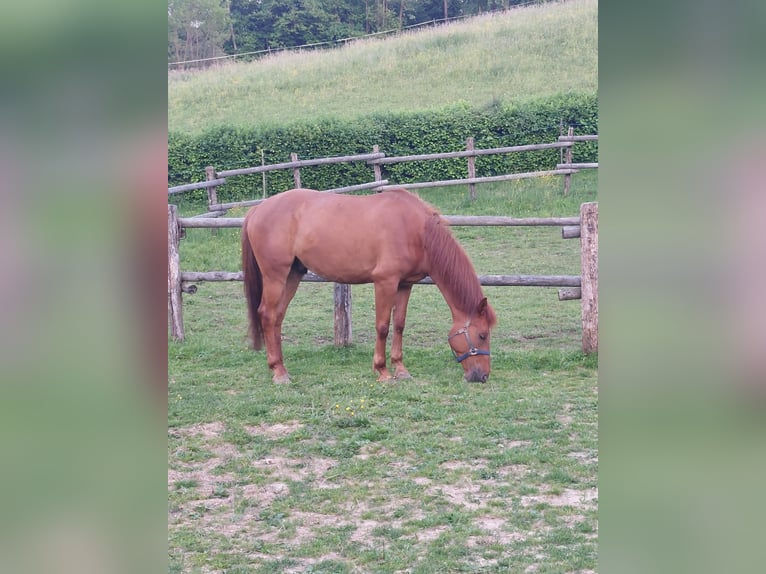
[169,174,598,573]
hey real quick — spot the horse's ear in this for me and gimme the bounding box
[478,297,497,327]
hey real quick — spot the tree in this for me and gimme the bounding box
[269,0,353,47]
[168,0,231,65]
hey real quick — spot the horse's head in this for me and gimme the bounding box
[448,297,496,383]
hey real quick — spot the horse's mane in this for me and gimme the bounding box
[424,212,497,326]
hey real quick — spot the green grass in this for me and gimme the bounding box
[169,174,597,572]
[168,0,597,135]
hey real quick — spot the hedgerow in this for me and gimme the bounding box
[168,93,597,203]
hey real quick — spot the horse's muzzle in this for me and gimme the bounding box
[465,368,489,383]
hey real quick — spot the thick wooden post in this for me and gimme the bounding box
[168,205,185,342]
[466,137,476,201]
[580,202,598,353]
[563,127,574,195]
[291,153,301,188]
[334,283,352,346]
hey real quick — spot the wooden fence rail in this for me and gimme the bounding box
[205,180,390,213]
[168,203,598,354]
[369,141,573,165]
[168,178,227,194]
[559,134,599,142]
[178,215,582,228]
[376,169,576,191]
[216,152,387,178]
[178,270,582,288]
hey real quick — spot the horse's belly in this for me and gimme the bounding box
[295,231,417,284]
[298,244,378,284]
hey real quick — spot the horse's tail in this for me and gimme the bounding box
[241,217,264,350]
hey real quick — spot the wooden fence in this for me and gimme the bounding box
[168,134,598,214]
[167,202,598,354]
[168,133,598,353]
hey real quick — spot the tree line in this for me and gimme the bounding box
[169,0,548,66]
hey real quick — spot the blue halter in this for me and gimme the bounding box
[448,319,491,363]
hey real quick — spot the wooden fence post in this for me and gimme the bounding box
[291,153,301,188]
[206,165,221,235]
[261,149,267,199]
[205,166,218,208]
[563,127,574,195]
[579,202,598,353]
[466,137,476,201]
[168,204,185,342]
[372,144,383,190]
[334,283,352,346]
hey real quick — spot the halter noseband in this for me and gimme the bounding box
[448,319,491,363]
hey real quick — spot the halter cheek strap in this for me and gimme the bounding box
[448,320,491,363]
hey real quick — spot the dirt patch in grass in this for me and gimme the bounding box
[497,463,530,479]
[439,459,488,472]
[245,420,304,439]
[281,553,346,574]
[355,444,394,460]
[242,481,290,506]
[349,519,385,543]
[251,449,338,487]
[521,487,598,508]
[568,450,598,465]
[429,478,490,511]
[170,421,225,440]
[168,433,239,493]
[413,525,449,543]
[502,439,533,449]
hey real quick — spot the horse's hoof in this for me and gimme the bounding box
[395,371,412,380]
[273,374,291,384]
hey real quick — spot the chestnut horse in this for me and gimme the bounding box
[241,188,497,383]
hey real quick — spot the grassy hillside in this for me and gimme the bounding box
[168,0,597,135]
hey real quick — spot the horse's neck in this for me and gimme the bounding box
[426,258,480,326]
[425,222,482,320]
[433,281,472,325]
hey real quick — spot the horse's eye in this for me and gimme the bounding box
[479,333,487,341]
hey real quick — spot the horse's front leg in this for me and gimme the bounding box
[372,279,398,382]
[391,284,413,379]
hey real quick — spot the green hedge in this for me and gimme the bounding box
[168,93,597,204]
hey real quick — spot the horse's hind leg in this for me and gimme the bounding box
[275,264,305,339]
[258,271,293,383]
[259,263,305,383]
[391,284,413,379]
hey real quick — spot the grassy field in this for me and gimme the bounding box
[168,0,597,135]
[168,173,598,572]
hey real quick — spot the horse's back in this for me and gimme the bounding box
[248,187,432,236]
[245,188,433,283]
